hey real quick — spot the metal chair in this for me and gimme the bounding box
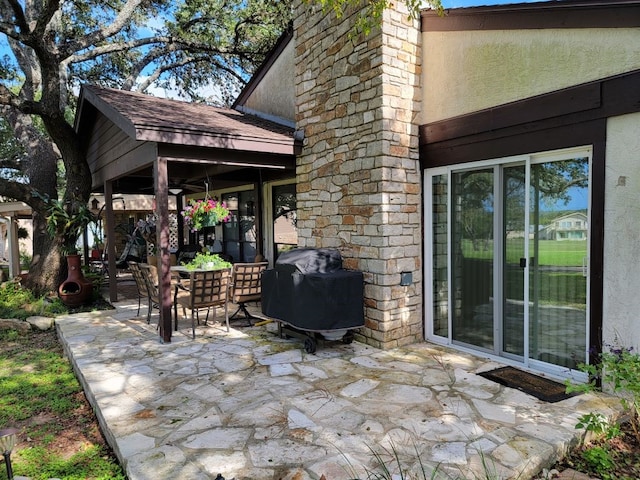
[174,268,232,339]
[128,261,149,317]
[230,262,269,325]
[139,263,160,325]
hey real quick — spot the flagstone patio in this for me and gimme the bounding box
[54,288,619,480]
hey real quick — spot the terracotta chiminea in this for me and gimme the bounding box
[58,254,93,307]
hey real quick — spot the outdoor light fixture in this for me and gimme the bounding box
[169,188,183,195]
[0,428,18,480]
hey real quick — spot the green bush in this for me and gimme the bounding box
[569,345,640,443]
[182,252,232,271]
[0,281,65,320]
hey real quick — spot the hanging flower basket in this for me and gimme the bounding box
[181,198,231,231]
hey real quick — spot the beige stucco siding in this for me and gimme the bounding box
[603,112,640,351]
[241,41,295,123]
[422,28,640,123]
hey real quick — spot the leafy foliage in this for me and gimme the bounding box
[182,252,232,270]
[308,0,443,35]
[0,280,66,320]
[564,345,640,479]
[569,345,640,443]
[0,0,292,291]
[37,193,97,255]
[182,197,231,231]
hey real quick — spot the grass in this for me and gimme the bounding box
[0,327,125,480]
[462,239,587,266]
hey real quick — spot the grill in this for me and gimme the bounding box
[261,248,364,353]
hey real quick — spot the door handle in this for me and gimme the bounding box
[582,256,588,277]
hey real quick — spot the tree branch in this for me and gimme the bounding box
[67,0,148,53]
[135,58,193,92]
[3,0,29,35]
[32,0,60,40]
[66,35,171,63]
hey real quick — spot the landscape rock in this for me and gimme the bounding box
[0,318,31,333]
[27,315,55,331]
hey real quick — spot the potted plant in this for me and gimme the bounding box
[183,252,232,271]
[181,198,231,231]
[41,195,97,306]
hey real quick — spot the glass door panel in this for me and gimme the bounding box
[529,158,589,369]
[451,169,494,350]
[431,174,449,338]
[503,165,526,358]
[272,183,297,261]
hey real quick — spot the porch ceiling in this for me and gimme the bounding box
[74,85,299,195]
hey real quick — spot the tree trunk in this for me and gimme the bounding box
[24,209,66,296]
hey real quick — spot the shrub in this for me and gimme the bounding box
[0,280,65,320]
[568,345,640,443]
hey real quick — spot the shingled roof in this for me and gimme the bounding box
[76,85,298,154]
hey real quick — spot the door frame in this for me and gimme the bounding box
[262,178,297,265]
[424,146,592,381]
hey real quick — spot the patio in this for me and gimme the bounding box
[54,281,619,480]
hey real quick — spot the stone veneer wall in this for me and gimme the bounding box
[293,1,423,348]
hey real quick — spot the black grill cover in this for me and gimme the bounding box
[262,248,364,332]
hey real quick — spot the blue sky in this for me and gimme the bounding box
[441,0,546,6]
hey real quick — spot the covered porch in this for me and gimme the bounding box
[74,84,300,342]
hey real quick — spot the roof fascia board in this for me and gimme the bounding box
[0,202,31,215]
[422,0,640,31]
[135,127,297,155]
[77,85,138,138]
[157,144,295,169]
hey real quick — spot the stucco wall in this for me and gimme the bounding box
[603,112,640,351]
[422,28,640,123]
[241,41,295,124]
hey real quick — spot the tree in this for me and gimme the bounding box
[0,0,437,295]
[309,0,443,34]
[0,0,291,293]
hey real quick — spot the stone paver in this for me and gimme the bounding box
[55,299,619,480]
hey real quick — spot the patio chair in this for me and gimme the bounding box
[139,263,160,325]
[174,268,232,339]
[230,262,269,325]
[127,261,149,317]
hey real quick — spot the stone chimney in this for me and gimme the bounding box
[294,1,423,348]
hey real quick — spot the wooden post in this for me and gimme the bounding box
[105,182,118,303]
[155,157,172,343]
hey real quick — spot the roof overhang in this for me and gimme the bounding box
[0,201,32,218]
[74,85,300,194]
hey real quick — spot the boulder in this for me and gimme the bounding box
[0,318,32,333]
[26,316,55,331]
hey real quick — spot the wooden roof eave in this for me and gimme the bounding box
[136,127,299,156]
[75,86,138,138]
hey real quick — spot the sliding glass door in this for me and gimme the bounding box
[426,147,590,377]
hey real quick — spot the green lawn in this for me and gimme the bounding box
[462,239,587,267]
[0,329,125,480]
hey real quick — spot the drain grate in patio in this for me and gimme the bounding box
[478,366,578,403]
